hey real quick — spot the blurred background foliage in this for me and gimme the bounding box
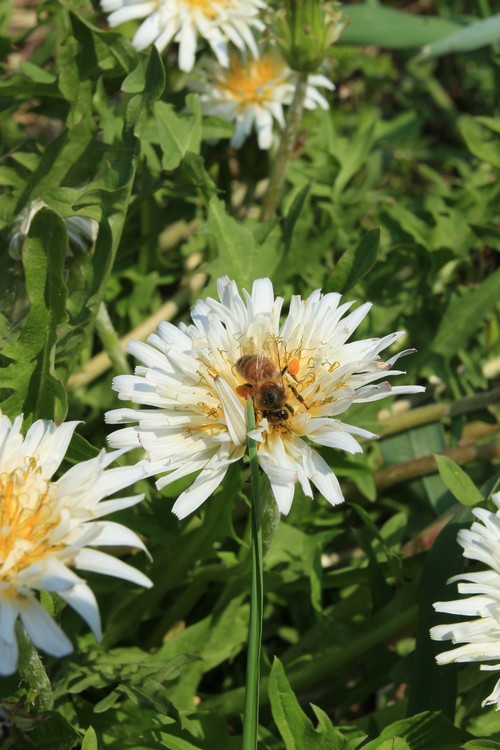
[0,0,499,748]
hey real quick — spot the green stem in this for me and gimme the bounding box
[242,399,264,750]
[95,302,131,377]
[16,622,54,711]
[260,72,309,222]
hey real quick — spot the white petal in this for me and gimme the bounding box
[74,548,152,588]
[0,601,19,675]
[306,448,345,507]
[90,521,151,559]
[59,583,102,641]
[214,376,247,446]
[18,596,73,657]
[172,462,230,519]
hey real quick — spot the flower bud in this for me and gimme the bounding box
[275,0,345,73]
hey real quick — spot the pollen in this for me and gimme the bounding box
[182,0,234,15]
[0,460,61,581]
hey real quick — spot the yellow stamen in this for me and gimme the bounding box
[217,55,287,105]
[0,459,61,581]
[181,0,233,18]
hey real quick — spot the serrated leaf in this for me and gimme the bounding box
[431,268,500,358]
[269,658,348,750]
[155,96,202,171]
[419,14,500,59]
[122,47,165,98]
[326,229,380,293]
[435,455,483,507]
[0,208,68,423]
[458,115,500,168]
[203,196,282,293]
[69,12,137,78]
[21,711,80,750]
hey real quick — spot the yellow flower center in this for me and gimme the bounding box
[181,0,233,18]
[217,56,287,105]
[0,459,61,582]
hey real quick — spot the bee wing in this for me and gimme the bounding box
[237,334,283,384]
[260,334,284,385]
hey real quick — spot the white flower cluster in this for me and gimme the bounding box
[431,492,500,709]
[0,415,151,675]
[100,0,335,148]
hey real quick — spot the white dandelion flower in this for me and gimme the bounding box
[431,492,500,709]
[193,51,334,149]
[0,415,152,676]
[101,0,266,73]
[106,276,424,520]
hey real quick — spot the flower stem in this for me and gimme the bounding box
[95,302,131,377]
[242,399,263,750]
[16,622,54,711]
[260,72,308,222]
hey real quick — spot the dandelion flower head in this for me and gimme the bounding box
[106,276,424,520]
[0,415,151,675]
[101,0,266,72]
[431,491,500,709]
[195,51,334,148]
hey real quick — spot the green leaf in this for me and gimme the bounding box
[360,711,471,750]
[458,115,500,168]
[419,14,500,59]
[333,119,376,198]
[121,47,165,97]
[18,60,57,84]
[203,196,282,293]
[431,268,500,358]
[269,658,348,750]
[152,733,202,750]
[81,725,98,750]
[435,455,483,507]
[69,12,137,78]
[64,433,101,465]
[464,741,500,749]
[0,208,68,423]
[19,711,80,750]
[326,229,380,293]
[340,5,465,48]
[282,183,311,256]
[376,741,410,750]
[155,95,202,171]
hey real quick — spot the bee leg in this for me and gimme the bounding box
[288,383,310,410]
[236,383,254,399]
[285,403,294,415]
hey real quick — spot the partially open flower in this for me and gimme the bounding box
[275,0,345,73]
[101,0,266,73]
[192,51,334,149]
[0,415,151,675]
[9,199,98,260]
[431,492,500,709]
[106,276,424,520]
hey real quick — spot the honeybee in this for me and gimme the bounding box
[235,337,306,423]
